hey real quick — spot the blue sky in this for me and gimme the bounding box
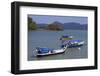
[28,15,88,24]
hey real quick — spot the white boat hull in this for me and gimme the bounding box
[36,46,67,57]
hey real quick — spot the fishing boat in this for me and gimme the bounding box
[60,34,73,40]
[33,46,67,57]
[61,40,85,48]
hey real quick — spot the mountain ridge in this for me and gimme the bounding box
[37,22,87,30]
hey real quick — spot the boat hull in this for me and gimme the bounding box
[68,44,83,48]
[37,50,65,57]
[60,37,73,41]
[62,41,85,48]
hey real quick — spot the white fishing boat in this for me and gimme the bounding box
[33,46,67,57]
[61,40,85,48]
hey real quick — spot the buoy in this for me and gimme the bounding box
[78,48,81,50]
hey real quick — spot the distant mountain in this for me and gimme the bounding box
[63,22,87,30]
[37,22,87,30]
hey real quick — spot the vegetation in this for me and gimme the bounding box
[28,17,63,31]
[28,17,37,30]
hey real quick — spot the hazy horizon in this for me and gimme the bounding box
[28,15,88,24]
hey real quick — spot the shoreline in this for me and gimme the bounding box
[28,29,87,32]
[29,29,63,31]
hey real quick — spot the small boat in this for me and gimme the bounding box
[60,34,73,40]
[33,46,67,57]
[61,40,85,48]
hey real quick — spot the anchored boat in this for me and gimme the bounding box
[33,46,67,57]
[61,40,85,48]
[32,34,85,57]
[60,34,73,40]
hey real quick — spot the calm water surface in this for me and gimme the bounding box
[28,30,88,61]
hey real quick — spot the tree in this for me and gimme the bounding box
[28,17,32,25]
[28,21,37,30]
[28,17,37,30]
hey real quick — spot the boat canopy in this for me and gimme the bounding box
[37,47,53,53]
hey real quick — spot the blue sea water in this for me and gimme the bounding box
[28,30,88,61]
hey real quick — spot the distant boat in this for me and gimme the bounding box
[33,46,67,57]
[60,34,73,40]
[61,40,85,48]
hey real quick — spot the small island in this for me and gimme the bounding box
[47,21,63,31]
